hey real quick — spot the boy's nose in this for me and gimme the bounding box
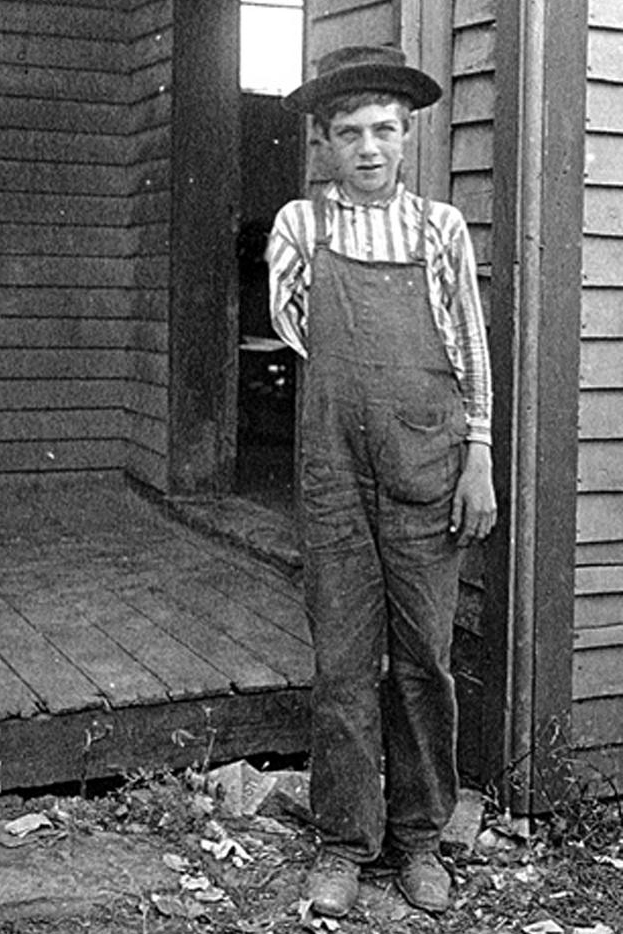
[358,129,380,155]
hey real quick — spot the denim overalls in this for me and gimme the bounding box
[301,195,467,861]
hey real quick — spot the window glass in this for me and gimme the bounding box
[240,1,304,96]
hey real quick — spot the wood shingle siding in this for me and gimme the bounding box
[574,0,623,776]
[0,0,172,488]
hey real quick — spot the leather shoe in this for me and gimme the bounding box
[395,850,453,914]
[306,851,360,917]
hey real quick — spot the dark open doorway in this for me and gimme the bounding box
[235,95,301,515]
[234,4,304,515]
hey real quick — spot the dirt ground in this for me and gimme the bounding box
[0,761,621,934]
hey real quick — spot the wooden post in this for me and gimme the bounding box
[529,0,587,810]
[481,0,521,805]
[168,0,240,494]
[486,0,587,813]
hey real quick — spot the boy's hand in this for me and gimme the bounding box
[450,442,497,547]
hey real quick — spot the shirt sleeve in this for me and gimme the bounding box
[266,201,312,359]
[442,208,493,446]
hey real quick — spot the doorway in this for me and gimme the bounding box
[234,0,304,515]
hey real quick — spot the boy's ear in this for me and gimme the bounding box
[307,125,337,187]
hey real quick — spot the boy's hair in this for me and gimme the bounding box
[313,91,412,138]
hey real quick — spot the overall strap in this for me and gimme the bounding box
[311,192,332,250]
[415,197,431,262]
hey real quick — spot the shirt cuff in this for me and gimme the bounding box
[272,311,308,359]
[465,419,492,446]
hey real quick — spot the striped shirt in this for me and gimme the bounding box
[267,181,492,445]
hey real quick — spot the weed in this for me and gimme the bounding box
[490,716,622,852]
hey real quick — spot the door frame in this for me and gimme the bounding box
[168,0,240,495]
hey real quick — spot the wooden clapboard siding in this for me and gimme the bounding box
[0,225,132,257]
[0,1,133,477]
[2,97,130,136]
[0,409,124,442]
[0,2,125,40]
[1,192,130,226]
[454,0,495,29]
[0,129,128,165]
[580,390,623,436]
[574,0,623,766]
[12,0,127,7]
[0,0,174,489]
[0,150,127,192]
[0,63,127,105]
[124,0,172,491]
[0,319,166,354]
[1,257,134,288]
[2,380,125,409]
[1,287,166,319]
[0,439,126,472]
[306,0,397,67]
[450,2,495,321]
[0,32,127,73]
[574,694,623,747]
[133,33,173,80]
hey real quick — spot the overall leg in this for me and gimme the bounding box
[375,488,460,915]
[379,492,461,855]
[369,374,466,856]
[377,490,461,915]
[303,455,387,863]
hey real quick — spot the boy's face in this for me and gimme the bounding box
[326,101,410,204]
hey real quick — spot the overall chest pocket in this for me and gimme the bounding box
[378,406,467,504]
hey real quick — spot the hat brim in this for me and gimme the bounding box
[282,63,442,114]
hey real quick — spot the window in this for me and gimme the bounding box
[240,0,304,96]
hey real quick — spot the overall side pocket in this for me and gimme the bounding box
[379,408,466,504]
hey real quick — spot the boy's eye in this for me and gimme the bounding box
[337,129,358,142]
[376,125,398,138]
[332,122,401,143]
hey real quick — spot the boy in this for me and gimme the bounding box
[267,46,496,917]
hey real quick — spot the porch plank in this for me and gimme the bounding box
[117,584,289,692]
[154,572,314,687]
[0,596,103,715]
[70,588,233,698]
[201,562,309,646]
[0,657,41,719]
[148,536,309,645]
[8,591,169,707]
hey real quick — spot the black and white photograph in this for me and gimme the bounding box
[0,2,621,932]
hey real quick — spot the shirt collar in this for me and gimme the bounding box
[325,181,405,209]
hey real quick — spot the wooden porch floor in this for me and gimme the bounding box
[0,476,313,792]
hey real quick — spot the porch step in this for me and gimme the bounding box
[164,494,303,578]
